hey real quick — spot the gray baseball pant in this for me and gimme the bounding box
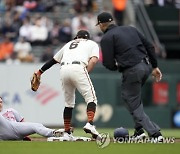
[121,60,160,136]
[0,114,53,140]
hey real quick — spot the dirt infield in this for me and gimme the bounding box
[31,137,180,143]
[176,138,180,142]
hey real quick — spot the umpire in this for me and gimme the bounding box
[96,12,163,141]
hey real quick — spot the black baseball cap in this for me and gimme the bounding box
[74,30,90,39]
[96,12,113,26]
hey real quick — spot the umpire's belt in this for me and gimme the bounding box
[141,57,150,65]
[61,61,81,66]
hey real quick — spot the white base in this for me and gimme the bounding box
[47,136,92,142]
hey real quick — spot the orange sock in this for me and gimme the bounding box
[64,118,71,133]
[87,111,95,124]
[87,102,96,125]
[63,107,73,133]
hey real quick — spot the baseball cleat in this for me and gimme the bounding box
[53,127,74,137]
[150,131,164,143]
[131,128,146,140]
[53,129,64,137]
[50,132,75,141]
[83,122,101,140]
[62,132,75,141]
[150,136,164,143]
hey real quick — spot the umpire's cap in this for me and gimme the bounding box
[96,12,113,26]
[74,30,90,39]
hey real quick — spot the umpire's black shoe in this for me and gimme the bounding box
[131,128,146,140]
[150,131,164,143]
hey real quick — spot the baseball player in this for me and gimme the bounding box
[34,30,101,141]
[96,12,163,142]
[0,97,64,140]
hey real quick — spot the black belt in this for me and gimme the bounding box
[120,57,150,72]
[141,57,150,64]
[61,61,81,66]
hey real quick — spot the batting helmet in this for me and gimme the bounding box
[114,127,129,140]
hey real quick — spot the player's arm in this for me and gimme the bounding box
[11,108,24,122]
[87,56,99,73]
[100,37,117,71]
[136,29,157,68]
[36,58,58,76]
[36,46,64,76]
[136,29,162,82]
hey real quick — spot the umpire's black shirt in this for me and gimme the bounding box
[100,24,158,72]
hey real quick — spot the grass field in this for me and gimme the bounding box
[0,128,179,154]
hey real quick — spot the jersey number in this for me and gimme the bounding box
[69,42,79,49]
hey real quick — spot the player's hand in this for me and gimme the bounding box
[35,70,42,77]
[152,67,162,82]
[31,70,42,91]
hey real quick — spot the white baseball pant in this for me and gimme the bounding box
[60,63,97,108]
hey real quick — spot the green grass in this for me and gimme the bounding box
[73,128,180,138]
[0,128,179,154]
[30,128,180,138]
[0,142,179,154]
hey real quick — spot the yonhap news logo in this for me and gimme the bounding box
[96,133,111,148]
[96,134,176,148]
[113,137,175,144]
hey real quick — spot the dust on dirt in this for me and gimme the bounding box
[31,137,180,143]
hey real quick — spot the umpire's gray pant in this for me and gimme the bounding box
[121,61,160,136]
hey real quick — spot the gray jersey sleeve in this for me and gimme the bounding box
[10,108,24,122]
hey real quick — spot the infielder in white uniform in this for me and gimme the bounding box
[0,97,63,140]
[35,30,101,141]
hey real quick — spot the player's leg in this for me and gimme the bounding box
[74,67,97,123]
[0,114,62,140]
[12,122,55,138]
[60,66,76,140]
[73,66,100,139]
[63,107,73,134]
[0,115,47,140]
[0,114,20,140]
[121,62,162,138]
[61,80,75,133]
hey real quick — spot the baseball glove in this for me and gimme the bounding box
[31,73,41,91]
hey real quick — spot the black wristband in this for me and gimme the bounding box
[40,58,57,73]
[39,69,44,74]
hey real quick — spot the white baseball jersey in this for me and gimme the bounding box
[54,38,99,108]
[54,38,99,65]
